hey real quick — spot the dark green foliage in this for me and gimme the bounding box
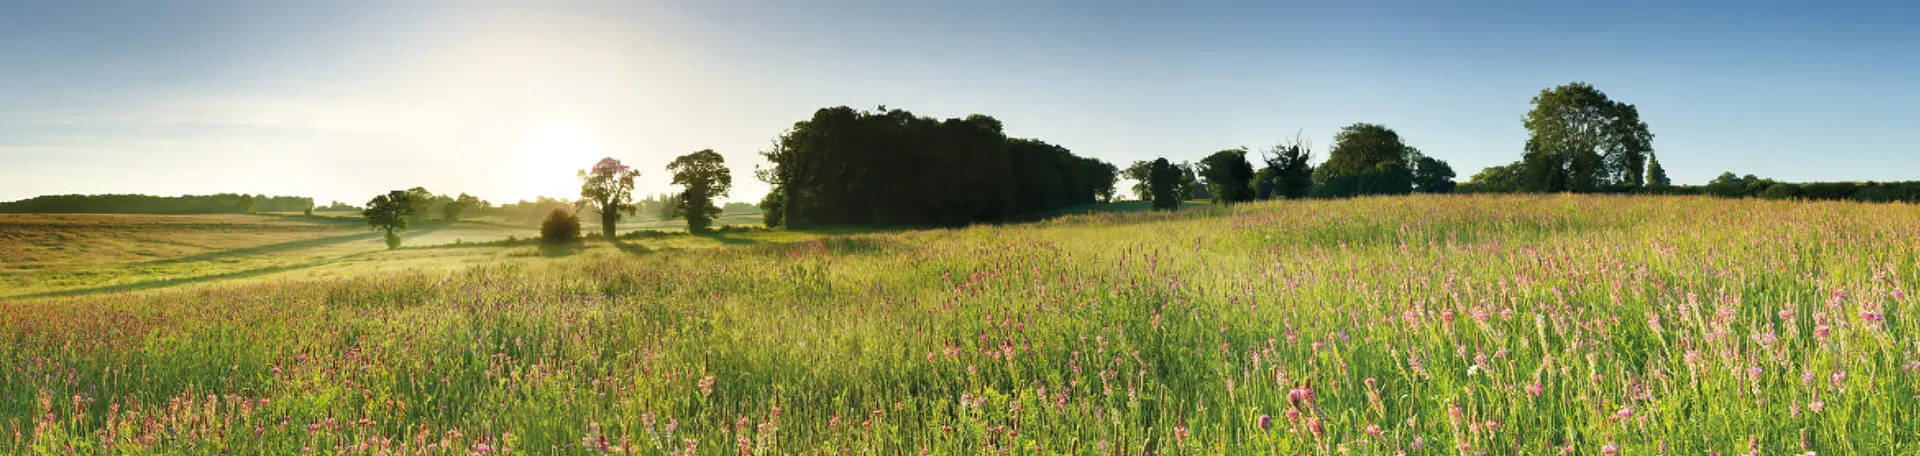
[1458,162,1527,193]
[1148,158,1181,211]
[1254,138,1314,200]
[577,157,640,241]
[1681,172,1920,202]
[1175,162,1207,200]
[757,191,785,228]
[539,209,581,244]
[1646,153,1671,188]
[1312,123,1417,197]
[1198,149,1255,204]
[1411,154,1457,193]
[1520,82,1654,192]
[0,193,314,214]
[757,106,1115,227]
[1123,161,1153,201]
[667,149,733,233]
[363,190,416,249]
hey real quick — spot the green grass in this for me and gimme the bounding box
[2,194,1917,454]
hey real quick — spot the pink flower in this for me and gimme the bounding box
[698,376,716,396]
[473,443,494,454]
[1288,385,1315,405]
[1307,417,1324,437]
[1365,424,1383,437]
[1747,367,1764,381]
[1256,415,1272,431]
[1526,382,1545,397]
[1601,441,1620,456]
[1613,406,1634,420]
[1895,289,1907,301]
[1861,311,1884,322]
[1831,370,1847,386]
[1808,400,1825,413]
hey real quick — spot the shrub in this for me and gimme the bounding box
[383,231,401,249]
[540,209,581,244]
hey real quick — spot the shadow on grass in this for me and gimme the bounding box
[140,224,445,265]
[611,241,652,255]
[695,232,757,245]
[540,242,587,257]
[5,251,376,300]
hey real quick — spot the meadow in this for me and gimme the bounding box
[1,194,1916,454]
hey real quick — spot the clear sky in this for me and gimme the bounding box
[3,0,1917,205]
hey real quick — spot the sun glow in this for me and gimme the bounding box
[514,121,606,202]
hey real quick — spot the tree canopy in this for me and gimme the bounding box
[666,149,733,233]
[1148,158,1181,211]
[1312,123,1418,197]
[1198,149,1255,204]
[577,157,640,240]
[1520,82,1654,192]
[363,190,415,249]
[1254,137,1314,200]
[758,106,1115,228]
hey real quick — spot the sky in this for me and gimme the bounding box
[3,0,1918,205]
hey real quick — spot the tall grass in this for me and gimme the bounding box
[1,194,1915,454]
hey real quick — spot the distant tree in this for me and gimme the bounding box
[540,209,581,244]
[667,149,733,233]
[577,157,641,241]
[363,190,416,249]
[401,187,436,223]
[1459,162,1527,193]
[1175,161,1207,200]
[444,193,481,221]
[757,191,785,228]
[1646,152,1671,189]
[1198,148,1256,204]
[1312,123,1416,197]
[302,202,313,217]
[1520,82,1654,192]
[1411,153,1457,193]
[1148,158,1181,211]
[658,193,683,220]
[236,194,257,214]
[1091,161,1120,203]
[1255,136,1315,199]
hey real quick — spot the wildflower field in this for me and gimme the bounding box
[2,194,1917,455]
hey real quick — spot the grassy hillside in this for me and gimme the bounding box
[2,195,1917,454]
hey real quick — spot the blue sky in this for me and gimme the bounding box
[3,1,1917,204]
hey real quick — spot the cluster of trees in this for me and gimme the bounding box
[757,106,1117,228]
[1461,82,1663,193]
[1129,124,1456,211]
[1688,173,1920,202]
[0,193,314,214]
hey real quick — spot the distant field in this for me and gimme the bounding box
[0,210,773,298]
[3,195,1918,454]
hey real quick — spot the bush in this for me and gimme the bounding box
[540,209,581,244]
[383,231,401,249]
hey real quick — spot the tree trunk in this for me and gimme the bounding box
[601,210,617,242]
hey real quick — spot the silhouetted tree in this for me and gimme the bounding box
[1149,158,1181,211]
[1175,161,1207,200]
[756,106,1114,227]
[1199,148,1255,204]
[1313,123,1416,197]
[667,149,733,233]
[1411,153,1457,193]
[1123,161,1154,201]
[1255,136,1315,200]
[444,193,481,221]
[1521,82,1654,192]
[363,190,416,249]
[577,157,640,241]
[540,209,581,244]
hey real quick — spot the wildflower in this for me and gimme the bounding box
[1173,423,1188,442]
[1808,400,1825,413]
[1613,406,1634,420]
[1747,367,1764,381]
[1364,424,1383,437]
[1256,414,1272,431]
[699,376,716,396]
[1830,370,1846,387]
[1288,385,1315,405]
[474,443,494,454]
[1526,382,1545,397]
[1860,310,1883,322]
[1307,417,1325,438]
[1601,441,1620,456]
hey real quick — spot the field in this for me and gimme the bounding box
[2,194,1917,454]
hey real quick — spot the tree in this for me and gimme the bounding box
[1149,158,1181,211]
[1090,161,1120,203]
[1255,136,1315,200]
[403,187,436,223]
[1123,161,1154,201]
[577,158,641,241]
[1175,162,1207,200]
[1198,149,1255,204]
[1312,123,1416,197]
[1520,82,1654,192]
[1459,162,1526,193]
[667,149,733,233]
[1411,153,1457,193]
[1646,152,1671,189]
[363,190,416,249]
[540,209,581,244]
[444,193,481,221]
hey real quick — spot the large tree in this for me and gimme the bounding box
[1646,152,1671,189]
[1410,152,1457,193]
[1520,82,1654,192]
[363,190,416,249]
[1460,162,1526,193]
[1198,148,1255,204]
[1254,136,1315,200]
[577,157,641,241]
[1148,158,1181,211]
[1312,123,1416,197]
[1123,161,1154,201]
[666,149,733,233]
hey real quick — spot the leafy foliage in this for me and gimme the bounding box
[1312,123,1417,197]
[577,158,641,240]
[1148,158,1181,210]
[362,190,415,249]
[1198,149,1255,204]
[1520,82,1654,192]
[538,209,581,244]
[667,149,733,233]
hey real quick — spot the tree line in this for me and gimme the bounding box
[0,193,315,214]
[1125,123,1459,211]
[756,106,1117,228]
